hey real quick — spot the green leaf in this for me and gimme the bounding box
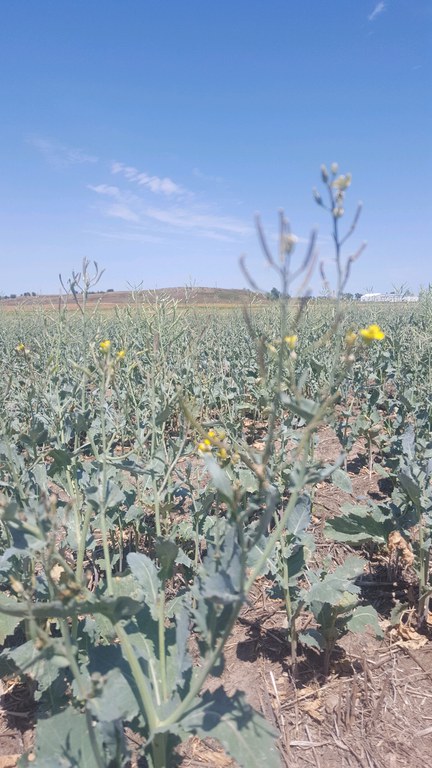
[204,456,234,502]
[401,426,415,461]
[390,601,408,626]
[0,594,22,643]
[0,594,143,623]
[346,604,383,638]
[308,556,364,608]
[286,494,311,537]
[281,394,319,424]
[324,504,392,544]
[0,640,69,694]
[332,468,352,494]
[124,504,143,523]
[47,448,72,477]
[182,687,281,768]
[20,706,125,767]
[88,646,140,722]
[155,537,179,582]
[247,536,278,577]
[298,628,325,650]
[398,470,421,507]
[127,552,160,619]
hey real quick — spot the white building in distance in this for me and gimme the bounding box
[360,292,418,303]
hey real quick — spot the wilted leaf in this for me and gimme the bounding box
[300,697,324,723]
[387,530,414,567]
[396,622,428,648]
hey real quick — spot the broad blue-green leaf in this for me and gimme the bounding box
[182,687,281,768]
[401,426,415,461]
[47,449,72,477]
[398,470,421,507]
[0,594,22,643]
[286,494,311,536]
[88,646,139,722]
[324,504,392,544]
[281,394,319,423]
[308,556,364,607]
[299,628,325,650]
[204,456,234,503]
[346,604,383,638]
[332,468,352,494]
[0,640,69,699]
[19,706,126,767]
[247,536,278,577]
[127,552,159,618]
[155,537,178,582]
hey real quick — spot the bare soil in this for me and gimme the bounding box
[0,287,263,312]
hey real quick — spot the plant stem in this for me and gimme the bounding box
[158,586,168,701]
[152,731,168,768]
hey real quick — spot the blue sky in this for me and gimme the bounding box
[0,0,430,296]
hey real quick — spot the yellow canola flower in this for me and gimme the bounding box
[345,331,357,346]
[99,340,111,352]
[197,441,211,453]
[284,334,298,350]
[117,349,126,360]
[359,324,385,342]
[15,342,26,352]
[217,447,228,461]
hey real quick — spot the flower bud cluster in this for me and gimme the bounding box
[197,428,239,464]
[267,334,298,359]
[344,324,385,351]
[99,340,126,361]
[15,342,30,355]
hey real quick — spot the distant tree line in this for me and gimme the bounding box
[0,289,116,299]
[0,291,37,299]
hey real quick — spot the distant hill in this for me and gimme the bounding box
[0,286,266,310]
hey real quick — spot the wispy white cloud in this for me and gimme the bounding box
[89,184,141,223]
[368,2,385,22]
[28,136,98,168]
[86,229,170,245]
[144,206,250,237]
[87,184,121,198]
[192,167,225,184]
[111,161,186,197]
[105,204,140,223]
[88,167,251,242]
